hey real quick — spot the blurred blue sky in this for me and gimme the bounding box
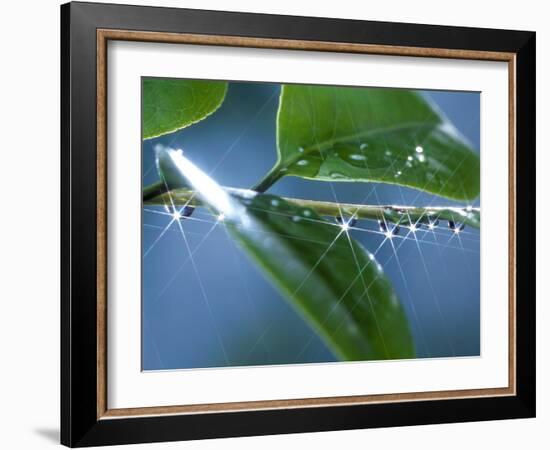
[142,82,480,370]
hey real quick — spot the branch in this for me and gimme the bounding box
[144,184,480,228]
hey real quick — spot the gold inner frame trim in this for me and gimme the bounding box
[96,28,517,420]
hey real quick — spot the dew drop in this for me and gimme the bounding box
[385,150,392,157]
[291,215,301,223]
[394,170,402,178]
[296,159,309,166]
[171,205,194,219]
[379,220,400,236]
[182,205,195,217]
[448,220,465,233]
[330,172,346,179]
[302,209,313,218]
[270,199,280,207]
[263,237,275,249]
[407,156,414,161]
[416,153,426,163]
[297,146,305,153]
[415,146,424,153]
[349,154,367,161]
[427,218,440,230]
[360,143,369,150]
[335,215,357,228]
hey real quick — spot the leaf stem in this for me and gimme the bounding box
[250,165,285,193]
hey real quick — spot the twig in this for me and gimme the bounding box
[143,185,480,228]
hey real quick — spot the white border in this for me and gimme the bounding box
[107,41,509,409]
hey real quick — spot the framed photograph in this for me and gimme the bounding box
[61,1,535,447]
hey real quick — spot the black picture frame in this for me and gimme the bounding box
[61,1,536,447]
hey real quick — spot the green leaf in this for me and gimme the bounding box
[142,78,227,139]
[264,85,479,200]
[155,145,415,360]
[226,193,415,361]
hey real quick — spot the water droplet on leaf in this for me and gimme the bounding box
[330,172,346,179]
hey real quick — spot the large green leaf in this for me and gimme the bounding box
[142,78,227,139]
[155,146,415,360]
[226,193,415,360]
[260,85,479,200]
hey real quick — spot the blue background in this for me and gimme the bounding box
[142,82,480,370]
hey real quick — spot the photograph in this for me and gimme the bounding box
[141,78,481,370]
[52,1,537,447]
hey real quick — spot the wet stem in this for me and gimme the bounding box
[143,184,480,229]
[144,157,479,228]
